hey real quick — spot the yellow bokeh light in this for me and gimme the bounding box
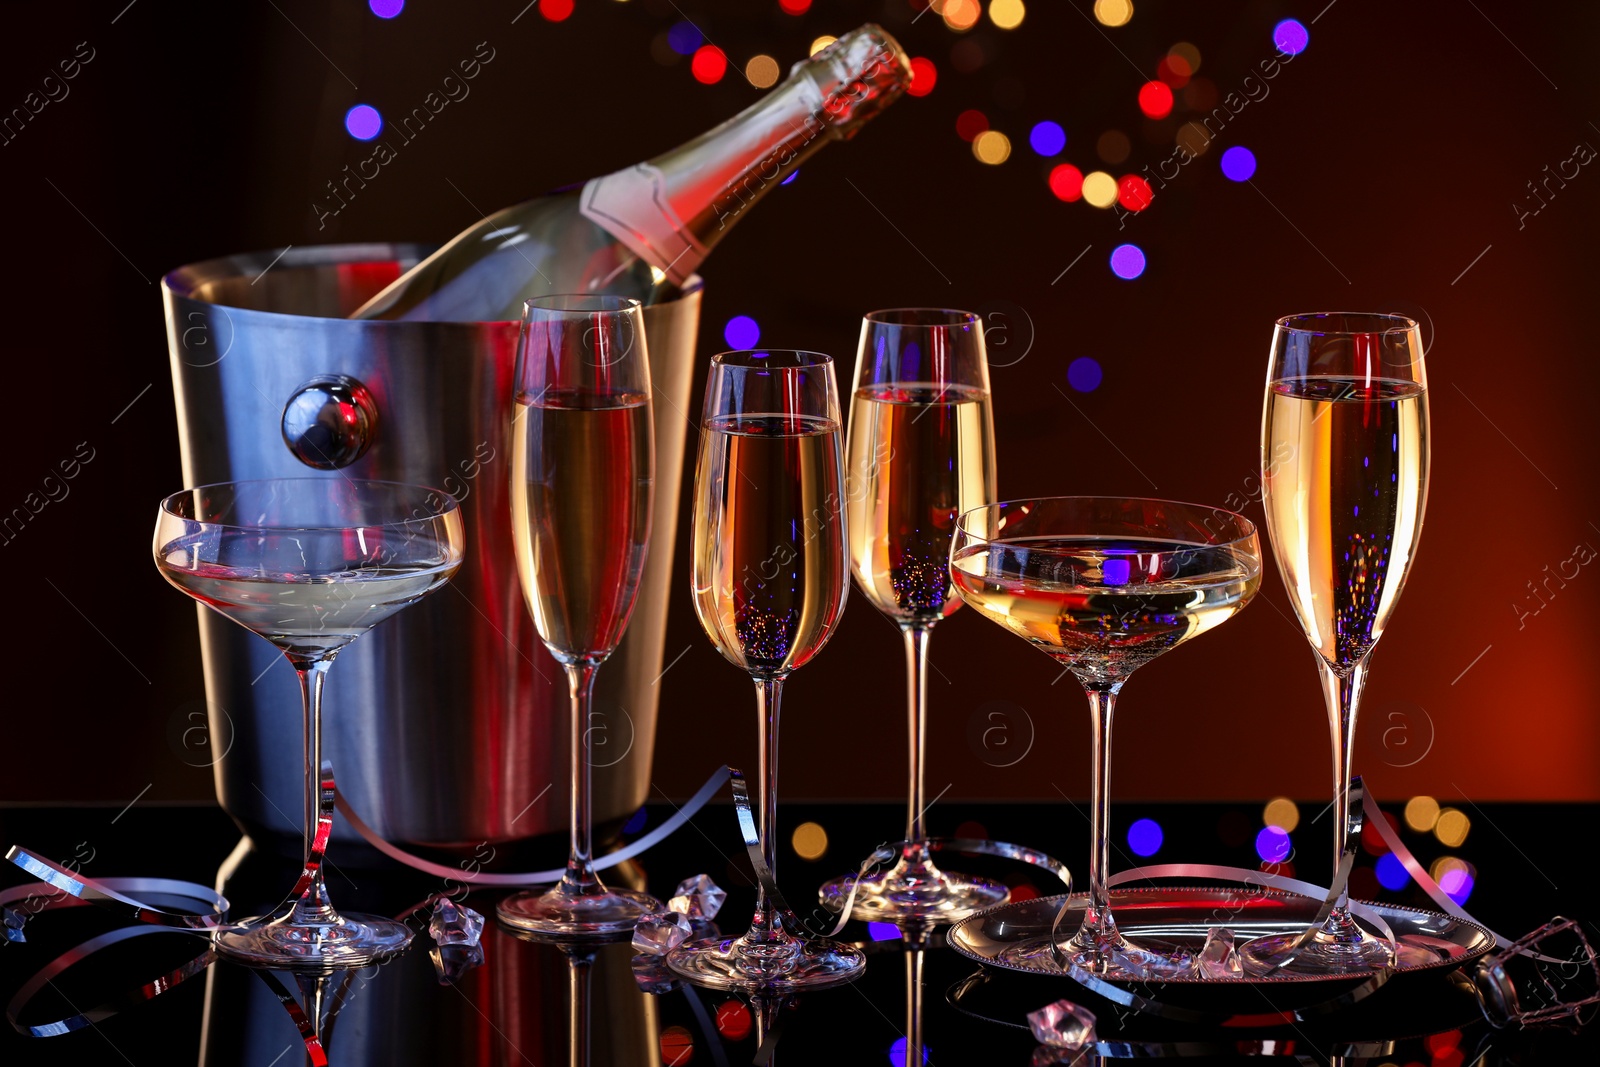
[1434,808,1471,847]
[1430,855,1471,884]
[792,821,829,860]
[1403,795,1441,833]
[1096,129,1131,164]
[972,129,1011,165]
[989,0,1026,30]
[1082,170,1118,208]
[1093,0,1133,28]
[1263,797,1300,833]
[942,0,982,32]
[808,36,837,57]
[744,54,780,89]
[1175,120,1212,157]
[1169,41,1202,73]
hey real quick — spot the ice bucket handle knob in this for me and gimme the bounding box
[281,374,379,470]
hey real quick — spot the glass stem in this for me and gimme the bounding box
[900,625,935,874]
[289,656,336,926]
[749,674,785,944]
[1077,681,1123,953]
[562,662,602,894]
[567,950,594,1067]
[1319,655,1370,926]
[905,947,924,1067]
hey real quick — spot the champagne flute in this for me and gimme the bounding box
[497,294,661,938]
[818,309,1007,923]
[1240,313,1430,976]
[667,350,865,991]
[154,478,463,968]
[951,497,1262,978]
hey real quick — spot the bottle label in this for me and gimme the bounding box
[580,163,706,287]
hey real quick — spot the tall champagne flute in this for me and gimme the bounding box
[497,294,661,938]
[1241,313,1430,976]
[154,479,463,968]
[667,350,865,990]
[951,497,1262,978]
[818,309,1007,923]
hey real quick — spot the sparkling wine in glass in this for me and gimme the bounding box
[817,309,1008,924]
[950,497,1262,979]
[668,350,865,991]
[1240,313,1430,977]
[497,294,662,939]
[154,478,463,969]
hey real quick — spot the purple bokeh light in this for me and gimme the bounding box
[724,315,761,349]
[1127,817,1163,856]
[1274,19,1309,55]
[344,104,383,141]
[1109,243,1146,280]
[1256,826,1292,864]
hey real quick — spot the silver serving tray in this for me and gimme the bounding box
[949,887,1495,985]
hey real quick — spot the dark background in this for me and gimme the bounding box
[2,0,1596,808]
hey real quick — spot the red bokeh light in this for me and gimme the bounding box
[691,45,727,85]
[1157,54,1192,88]
[660,1026,695,1066]
[1008,882,1039,902]
[1361,810,1399,855]
[1425,1030,1462,1054]
[541,0,574,21]
[715,1000,753,1041]
[1048,163,1084,201]
[1117,174,1153,211]
[1138,80,1174,119]
[779,0,812,14]
[907,56,938,97]
[955,108,989,142]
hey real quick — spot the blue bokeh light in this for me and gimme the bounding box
[781,169,800,186]
[1220,146,1257,182]
[1029,120,1066,157]
[345,104,383,141]
[1109,243,1146,280]
[1103,558,1132,587]
[1374,851,1409,891]
[622,807,649,835]
[889,1036,930,1067]
[1067,356,1103,392]
[1256,826,1292,864]
[867,922,900,942]
[1127,817,1163,856]
[724,315,761,349]
[1274,19,1310,55]
[368,0,404,17]
[668,21,703,56]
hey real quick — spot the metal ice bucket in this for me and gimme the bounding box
[162,243,701,855]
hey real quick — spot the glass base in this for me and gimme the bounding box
[818,859,1009,924]
[1239,916,1396,978]
[666,931,865,992]
[496,883,660,941]
[213,911,414,971]
[1064,923,1192,981]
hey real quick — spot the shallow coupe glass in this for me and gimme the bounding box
[950,496,1261,979]
[154,478,463,969]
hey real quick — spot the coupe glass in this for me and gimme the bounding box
[497,294,662,938]
[667,350,865,990]
[950,496,1262,978]
[154,478,463,968]
[1240,313,1430,976]
[818,309,1007,924]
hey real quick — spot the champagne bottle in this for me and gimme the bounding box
[351,25,911,322]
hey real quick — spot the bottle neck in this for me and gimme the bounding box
[580,33,907,286]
